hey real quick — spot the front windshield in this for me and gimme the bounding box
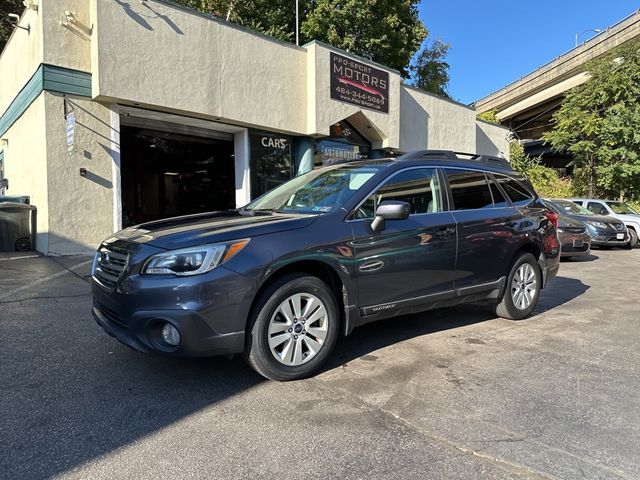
[606,201,638,215]
[550,199,593,215]
[244,164,383,214]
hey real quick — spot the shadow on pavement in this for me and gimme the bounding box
[560,253,599,262]
[1,255,589,479]
[326,275,590,371]
[0,292,263,479]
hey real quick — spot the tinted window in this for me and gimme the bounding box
[550,199,592,215]
[494,175,533,206]
[356,168,441,219]
[488,176,509,207]
[587,202,608,215]
[446,170,494,210]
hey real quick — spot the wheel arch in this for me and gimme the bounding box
[249,259,355,337]
[507,241,546,288]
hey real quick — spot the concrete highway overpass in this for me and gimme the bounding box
[474,9,640,167]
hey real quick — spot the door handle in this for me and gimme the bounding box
[435,226,455,238]
[359,260,384,272]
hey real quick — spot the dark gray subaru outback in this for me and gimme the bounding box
[92,150,560,381]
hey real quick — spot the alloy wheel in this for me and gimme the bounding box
[267,293,329,366]
[511,263,537,310]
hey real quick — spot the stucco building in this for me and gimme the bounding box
[0,0,509,255]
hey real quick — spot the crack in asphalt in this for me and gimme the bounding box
[0,259,92,301]
[51,257,93,285]
[313,371,637,480]
[312,377,554,480]
[0,293,92,305]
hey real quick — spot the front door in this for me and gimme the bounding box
[350,167,457,313]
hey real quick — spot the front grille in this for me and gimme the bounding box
[98,303,126,327]
[564,226,586,234]
[609,222,625,231]
[94,245,129,288]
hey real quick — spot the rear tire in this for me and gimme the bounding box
[244,273,339,381]
[494,253,541,320]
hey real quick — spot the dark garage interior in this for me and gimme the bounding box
[120,124,236,227]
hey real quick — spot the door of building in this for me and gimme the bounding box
[120,124,235,227]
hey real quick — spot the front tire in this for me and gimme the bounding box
[494,253,542,320]
[245,273,339,381]
[626,228,638,249]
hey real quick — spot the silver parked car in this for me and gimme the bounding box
[571,199,640,247]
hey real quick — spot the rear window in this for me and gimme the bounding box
[494,175,533,206]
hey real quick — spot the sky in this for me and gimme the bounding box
[418,1,639,105]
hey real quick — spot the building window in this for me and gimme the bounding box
[250,132,294,200]
[314,120,371,167]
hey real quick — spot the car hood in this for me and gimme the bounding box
[560,213,617,225]
[110,210,319,250]
[557,215,585,229]
[616,213,640,224]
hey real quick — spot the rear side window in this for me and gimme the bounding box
[446,170,494,210]
[355,168,442,219]
[494,174,533,206]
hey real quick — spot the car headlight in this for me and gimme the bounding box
[142,239,250,276]
[586,221,607,229]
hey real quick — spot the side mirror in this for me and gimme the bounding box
[371,200,410,231]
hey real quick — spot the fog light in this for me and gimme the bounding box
[161,323,181,346]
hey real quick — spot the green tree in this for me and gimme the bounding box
[509,141,573,198]
[177,0,298,42]
[302,0,426,76]
[477,109,500,124]
[0,0,24,52]
[175,0,427,76]
[408,39,450,97]
[543,39,640,200]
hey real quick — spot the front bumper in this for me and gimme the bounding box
[91,265,255,357]
[558,231,591,257]
[587,227,629,246]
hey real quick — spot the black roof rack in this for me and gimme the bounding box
[397,150,511,169]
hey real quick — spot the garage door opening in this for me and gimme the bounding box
[120,124,235,227]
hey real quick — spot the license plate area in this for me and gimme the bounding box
[573,239,583,248]
[616,233,624,240]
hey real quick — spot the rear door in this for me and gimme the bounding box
[445,169,522,291]
[350,167,457,313]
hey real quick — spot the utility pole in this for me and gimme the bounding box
[295,0,299,46]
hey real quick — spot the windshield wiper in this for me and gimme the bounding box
[238,208,281,216]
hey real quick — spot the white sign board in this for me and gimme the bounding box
[66,113,75,151]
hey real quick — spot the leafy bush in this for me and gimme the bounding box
[476,109,500,124]
[509,142,574,199]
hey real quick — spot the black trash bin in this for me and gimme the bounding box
[0,202,37,252]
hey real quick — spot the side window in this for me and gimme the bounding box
[487,175,509,207]
[446,169,494,210]
[587,202,607,215]
[494,174,533,207]
[355,168,441,219]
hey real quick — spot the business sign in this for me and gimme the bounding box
[330,52,389,113]
[65,112,75,153]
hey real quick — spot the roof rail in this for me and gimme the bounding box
[397,150,511,169]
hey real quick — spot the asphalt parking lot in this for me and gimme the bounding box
[1,249,639,480]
